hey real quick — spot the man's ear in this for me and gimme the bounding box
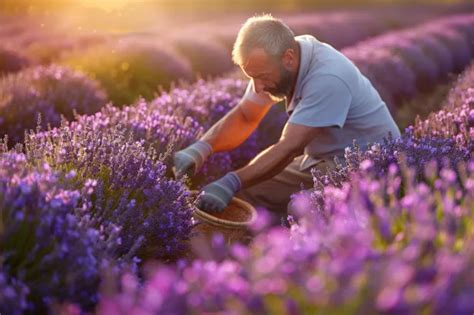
[282,48,296,68]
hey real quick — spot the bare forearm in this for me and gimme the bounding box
[201,106,258,152]
[235,142,300,189]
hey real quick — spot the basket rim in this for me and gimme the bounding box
[190,190,257,227]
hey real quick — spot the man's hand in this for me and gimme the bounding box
[197,172,242,212]
[173,141,213,178]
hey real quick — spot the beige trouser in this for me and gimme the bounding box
[235,155,338,222]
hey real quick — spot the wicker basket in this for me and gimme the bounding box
[190,191,257,246]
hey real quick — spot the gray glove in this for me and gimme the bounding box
[173,140,213,178]
[197,172,242,212]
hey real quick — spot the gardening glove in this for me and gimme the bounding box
[173,140,213,178]
[197,172,242,212]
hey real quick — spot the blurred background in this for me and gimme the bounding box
[0,0,471,34]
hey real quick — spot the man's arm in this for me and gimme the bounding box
[200,98,273,152]
[235,122,322,189]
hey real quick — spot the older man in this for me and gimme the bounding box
[173,14,400,218]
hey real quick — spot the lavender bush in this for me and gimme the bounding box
[441,14,474,52]
[394,82,452,131]
[0,152,107,313]
[411,62,473,147]
[423,21,472,73]
[360,35,439,92]
[0,271,29,315]
[95,158,474,314]
[441,61,474,111]
[0,64,108,144]
[342,14,474,109]
[0,47,31,75]
[285,11,393,49]
[24,116,195,262]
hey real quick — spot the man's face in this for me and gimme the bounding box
[241,47,297,102]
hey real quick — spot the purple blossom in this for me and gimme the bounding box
[24,114,195,262]
[342,14,474,109]
[0,152,107,312]
[95,156,474,314]
[0,64,108,144]
[0,47,31,74]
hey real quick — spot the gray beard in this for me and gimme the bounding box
[264,66,295,100]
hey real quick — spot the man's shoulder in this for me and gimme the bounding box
[303,73,352,95]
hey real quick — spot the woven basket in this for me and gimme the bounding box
[190,191,257,245]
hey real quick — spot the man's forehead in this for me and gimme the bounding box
[242,47,272,77]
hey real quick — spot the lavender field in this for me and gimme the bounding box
[0,1,473,314]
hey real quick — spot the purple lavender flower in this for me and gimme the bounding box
[0,47,31,74]
[0,64,108,144]
[366,34,439,91]
[342,14,474,109]
[24,114,195,262]
[0,271,29,315]
[95,156,474,314]
[0,152,107,312]
[423,23,472,73]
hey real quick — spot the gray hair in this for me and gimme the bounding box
[232,14,295,66]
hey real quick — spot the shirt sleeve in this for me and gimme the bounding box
[288,75,352,128]
[242,79,275,106]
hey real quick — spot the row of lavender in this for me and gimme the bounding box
[342,14,474,109]
[93,62,474,315]
[0,13,473,314]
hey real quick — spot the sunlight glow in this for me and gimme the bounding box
[74,0,135,11]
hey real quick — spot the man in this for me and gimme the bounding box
[173,14,401,218]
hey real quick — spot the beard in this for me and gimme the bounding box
[264,65,295,102]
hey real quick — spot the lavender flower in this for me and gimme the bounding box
[0,152,107,312]
[95,158,474,315]
[0,64,108,144]
[0,271,29,315]
[342,14,474,109]
[0,47,31,74]
[24,115,195,261]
